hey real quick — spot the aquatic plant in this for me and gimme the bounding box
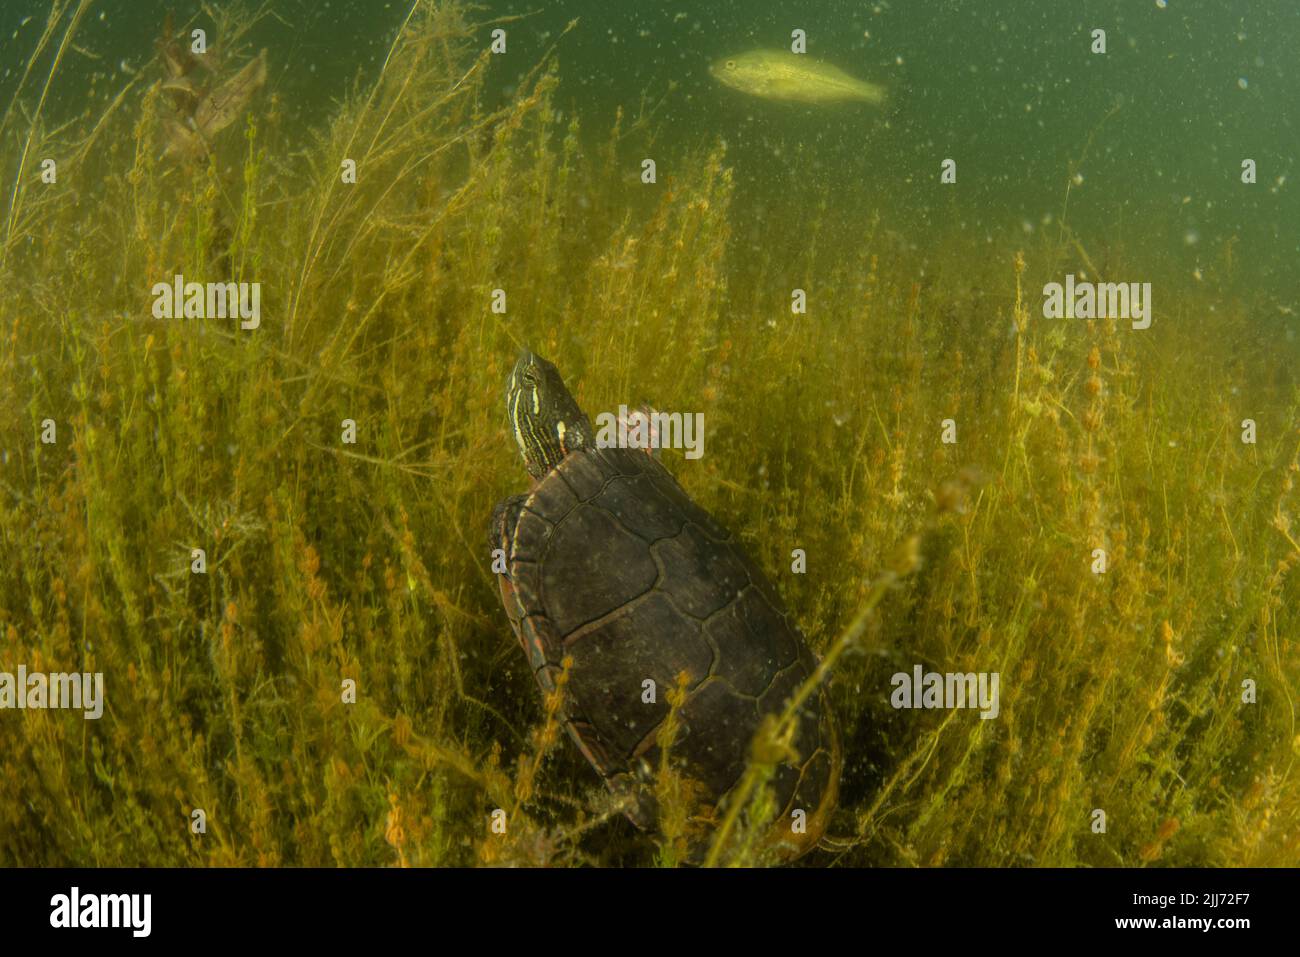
[0,0,1295,868]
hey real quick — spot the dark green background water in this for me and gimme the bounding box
[3,0,1296,312]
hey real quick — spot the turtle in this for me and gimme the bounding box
[491,351,840,860]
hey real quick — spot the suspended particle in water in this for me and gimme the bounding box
[1237,77,1248,89]
[1155,0,1166,8]
[1072,172,1084,186]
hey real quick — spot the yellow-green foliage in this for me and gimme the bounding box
[0,0,1296,867]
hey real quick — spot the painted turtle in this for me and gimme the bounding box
[491,352,840,859]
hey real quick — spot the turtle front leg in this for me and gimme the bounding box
[617,404,663,461]
[491,494,531,639]
[489,494,528,569]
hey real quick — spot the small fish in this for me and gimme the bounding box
[711,49,886,105]
[161,50,267,160]
[193,49,267,138]
[161,73,202,112]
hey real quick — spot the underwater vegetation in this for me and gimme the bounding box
[0,0,1297,867]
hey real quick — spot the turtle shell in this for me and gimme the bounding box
[496,444,840,858]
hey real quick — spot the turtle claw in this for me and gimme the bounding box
[617,404,662,461]
[490,494,526,558]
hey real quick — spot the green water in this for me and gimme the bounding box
[6,0,1296,305]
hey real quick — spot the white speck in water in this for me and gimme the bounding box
[1237,76,1248,90]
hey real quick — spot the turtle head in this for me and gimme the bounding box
[507,351,593,479]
